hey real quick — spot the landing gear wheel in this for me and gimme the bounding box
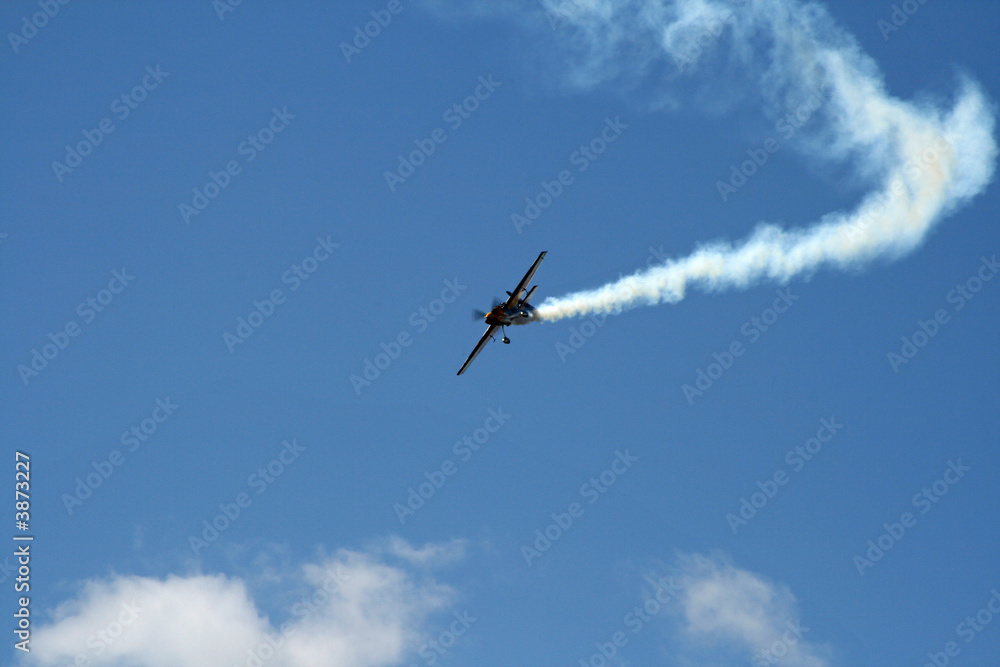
[503,337,510,344]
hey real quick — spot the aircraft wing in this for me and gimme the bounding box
[504,251,547,309]
[457,325,499,375]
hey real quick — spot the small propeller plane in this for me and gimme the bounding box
[457,251,547,375]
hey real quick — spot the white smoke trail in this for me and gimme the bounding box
[529,0,996,321]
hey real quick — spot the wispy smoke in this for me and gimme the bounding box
[520,0,996,321]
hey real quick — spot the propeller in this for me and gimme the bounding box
[472,297,505,321]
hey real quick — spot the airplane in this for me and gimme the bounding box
[457,251,547,375]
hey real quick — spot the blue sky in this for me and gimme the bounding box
[3,1,999,665]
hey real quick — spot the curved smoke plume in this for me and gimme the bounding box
[528,0,996,321]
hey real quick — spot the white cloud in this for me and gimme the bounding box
[653,553,830,667]
[24,539,463,667]
[380,535,467,566]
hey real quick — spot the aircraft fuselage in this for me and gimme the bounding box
[484,304,538,326]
